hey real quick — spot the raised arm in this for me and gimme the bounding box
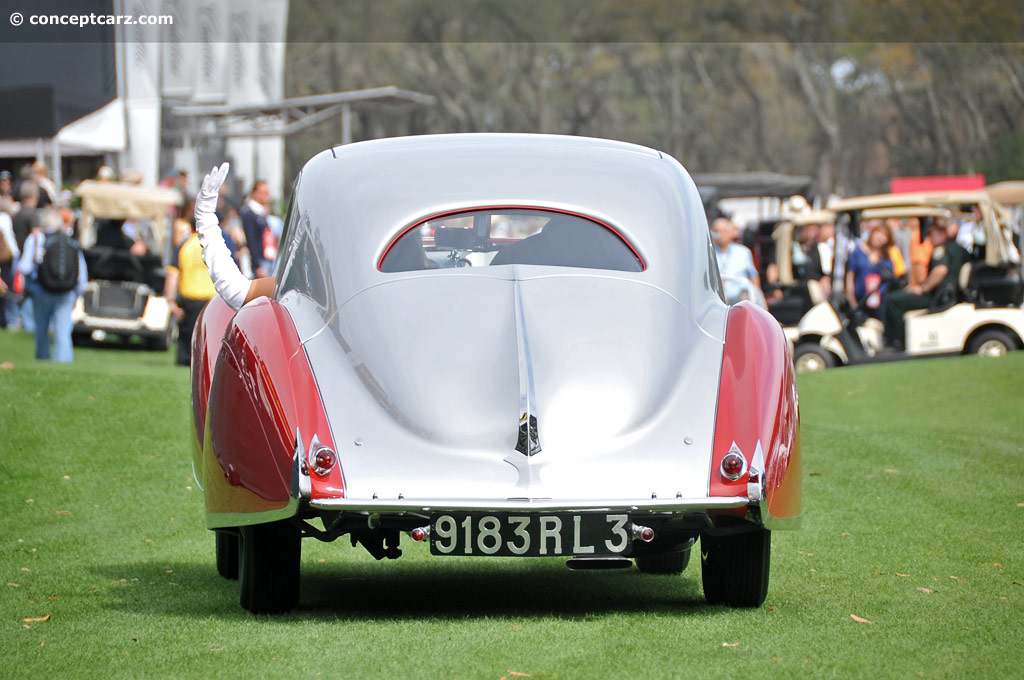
[194,163,275,309]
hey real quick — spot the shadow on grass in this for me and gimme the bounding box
[90,555,712,621]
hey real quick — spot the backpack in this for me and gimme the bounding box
[38,232,80,293]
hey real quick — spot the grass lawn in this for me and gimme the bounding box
[1,328,1022,679]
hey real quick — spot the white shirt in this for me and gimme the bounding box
[0,212,19,262]
[715,242,758,302]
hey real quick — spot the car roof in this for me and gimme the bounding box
[281,133,717,312]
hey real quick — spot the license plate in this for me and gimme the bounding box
[429,512,632,557]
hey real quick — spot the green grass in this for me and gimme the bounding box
[1,329,1022,679]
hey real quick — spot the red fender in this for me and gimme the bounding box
[190,296,236,464]
[202,298,342,522]
[710,301,801,523]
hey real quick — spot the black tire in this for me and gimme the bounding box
[239,521,301,614]
[635,548,691,574]
[215,530,240,580]
[149,321,175,352]
[967,329,1015,358]
[700,529,771,607]
[793,343,835,373]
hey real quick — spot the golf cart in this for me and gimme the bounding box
[789,191,1024,371]
[72,181,182,349]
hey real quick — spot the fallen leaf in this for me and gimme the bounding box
[850,614,871,624]
[61,475,70,481]
[1017,502,1024,508]
[48,597,57,601]
[20,567,30,573]
[1,361,14,370]
[510,625,521,630]
[768,606,777,611]
[7,583,20,588]
[25,499,34,504]
[722,642,740,647]
[917,587,934,594]
[22,615,50,622]
[507,673,532,678]
[842,532,850,537]
[55,510,71,516]
[884,469,899,474]
[40,641,44,647]
[896,573,910,578]
[994,563,1003,567]
[1012,581,1022,586]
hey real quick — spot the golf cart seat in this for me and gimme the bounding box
[84,247,165,291]
[960,260,1023,307]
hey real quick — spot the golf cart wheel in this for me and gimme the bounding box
[635,548,691,575]
[239,521,301,614]
[794,343,835,373]
[149,322,175,352]
[215,530,240,580]
[968,329,1014,358]
[700,529,771,607]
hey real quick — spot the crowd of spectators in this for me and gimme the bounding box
[712,205,987,349]
[0,160,281,366]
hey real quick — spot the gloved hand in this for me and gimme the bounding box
[194,163,250,309]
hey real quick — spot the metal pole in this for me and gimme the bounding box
[341,103,352,144]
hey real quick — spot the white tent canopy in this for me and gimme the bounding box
[0,98,125,159]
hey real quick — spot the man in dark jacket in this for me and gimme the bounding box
[883,219,968,350]
[240,180,271,278]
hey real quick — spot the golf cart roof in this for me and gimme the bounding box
[691,172,813,199]
[985,181,1024,206]
[860,206,953,220]
[76,181,181,221]
[830,190,993,212]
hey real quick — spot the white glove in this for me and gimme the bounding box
[195,163,250,310]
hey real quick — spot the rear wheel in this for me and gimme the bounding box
[794,343,835,373]
[635,548,691,575]
[215,530,240,580]
[700,529,771,607]
[239,521,301,614]
[968,329,1014,358]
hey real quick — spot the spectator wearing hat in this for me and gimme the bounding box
[882,219,968,350]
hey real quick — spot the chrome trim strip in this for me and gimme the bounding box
[308,496,749,513]
[513,272,542,456]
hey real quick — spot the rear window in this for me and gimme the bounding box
[379,208,644,273]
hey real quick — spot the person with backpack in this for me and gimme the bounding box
[16,208,87,361]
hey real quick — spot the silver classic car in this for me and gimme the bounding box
[189,134,801,613]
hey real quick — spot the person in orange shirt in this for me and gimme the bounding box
[906,217,934,287]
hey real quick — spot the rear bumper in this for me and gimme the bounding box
[307,496,748,514]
